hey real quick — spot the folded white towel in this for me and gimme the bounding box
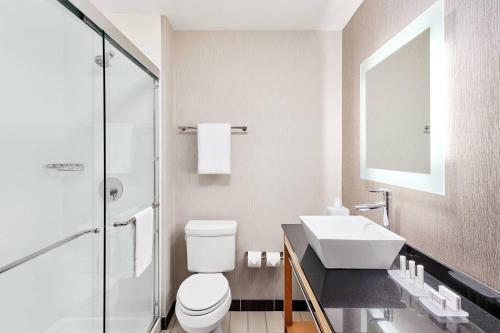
[134,206,154,277]
[197,123,231,174]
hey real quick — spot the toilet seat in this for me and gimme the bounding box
[177,273,230,316]
[175,273,232,333]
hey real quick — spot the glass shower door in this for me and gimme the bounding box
[104,39,159,333]
[0,0,105,332]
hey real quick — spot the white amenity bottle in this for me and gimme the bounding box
[326,198,350,216]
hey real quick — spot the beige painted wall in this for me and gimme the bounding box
[160,16,176,314]
[104,13,162,68]
[343,0,500,291]
[173,31,343,299]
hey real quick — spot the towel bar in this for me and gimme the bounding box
[178,126,247,133]
[113,202,160,227]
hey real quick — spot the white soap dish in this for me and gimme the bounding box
[388,270,429,297]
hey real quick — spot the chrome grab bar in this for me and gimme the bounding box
[113,202,160,227]
[0,228,100,275]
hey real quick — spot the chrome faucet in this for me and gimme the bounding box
[354,189,391,229]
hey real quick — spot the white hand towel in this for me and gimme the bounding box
[197,123,231,174]
[134,206,154,277]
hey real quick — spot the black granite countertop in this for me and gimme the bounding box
[282,224,500,333]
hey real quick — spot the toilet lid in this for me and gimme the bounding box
[178,273,229,313]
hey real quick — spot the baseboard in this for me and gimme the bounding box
[161,299,307,330]
[161,301,176,330]
[230,299,307,312]
[160,299,308,328]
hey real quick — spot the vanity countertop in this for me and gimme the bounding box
[282,223,500,333]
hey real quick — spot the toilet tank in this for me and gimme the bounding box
[185,220,237,273]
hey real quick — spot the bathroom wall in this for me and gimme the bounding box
[160,16,176,314]
[101,13,162,67]
[343,0,500,291]
[173,31,343,299]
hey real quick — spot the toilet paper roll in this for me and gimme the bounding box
[266,252,281,267]
[247,251,261,268]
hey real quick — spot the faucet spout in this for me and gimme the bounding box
[353,189,391,229]
[353,201,386,211]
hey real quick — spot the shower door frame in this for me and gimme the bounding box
[57,0,162,332]
[63,0,159,78]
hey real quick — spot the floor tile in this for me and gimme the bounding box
[163,310,305,333]
[248,312,267,333]
[229,311,248,333]
[221,312,231,333]
[171,315,187,333]
[265,311,284,333]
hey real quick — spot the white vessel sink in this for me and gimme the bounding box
[301,215,405,269]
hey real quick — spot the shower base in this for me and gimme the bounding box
[46,316,154,333]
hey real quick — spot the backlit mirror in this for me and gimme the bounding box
[360,0,444,194]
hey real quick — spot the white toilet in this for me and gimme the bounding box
[175,220,237,333]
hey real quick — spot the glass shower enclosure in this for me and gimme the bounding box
[0,0,160,332]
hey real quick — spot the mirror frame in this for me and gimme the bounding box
[360,0,445,195]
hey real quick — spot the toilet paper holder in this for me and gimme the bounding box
[244,251,283,262]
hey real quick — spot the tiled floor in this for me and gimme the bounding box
[162,311,313,333]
